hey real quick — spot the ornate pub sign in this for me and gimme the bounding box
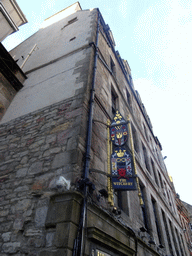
[110,111,128,146]
[110,111,137,191]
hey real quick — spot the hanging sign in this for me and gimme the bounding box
[111,147,137,190]
[110,110,128,146]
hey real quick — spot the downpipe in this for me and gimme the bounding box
[73,9,100,256]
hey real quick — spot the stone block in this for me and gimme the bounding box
[65,108,82,119]
[67,136,78,151]
[2,242,21,254]
[57,130,71,145]
[39,249,69,256]
[14,185,29,192]
[52,152,71,169]
[2,232,11,242]
[0,210,9,217]
[50,147,61,154]
[35,206,48,228]
[27,236,45,248]
[54,222,78,249]
[13,218,24,230]
[46,232,55,247]
[46,134,57,144]
[15,199,31,211]
[24,228,42,237]
[29,139,45,149]
[0,222,12,232]
[21,156,28,164]
[46,192,82,227]
[50,122,72,134]
[28,162,43,175]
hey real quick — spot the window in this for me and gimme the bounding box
[69,37,76,41]
[143,124,148,141]
[142,143,150,173]
[131,124,139,153]
[169,220,180,255]
[180,234,187,256]
[111,89,117,115]
[151,198,162,245]
[126,88,131,106]
[161,210,174,255]
[151,159,159,186]
[158,171,163,188]
[167,189,172,206]
[155,148,161,164]
[68,17,77,24]
[61,17,78,29]
[110,57,116,76]
[140,184,149,232]
[175,228,184,256]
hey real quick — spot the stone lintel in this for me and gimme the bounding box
[87,227,135,256]
[39,248,70,256]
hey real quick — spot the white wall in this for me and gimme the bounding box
[1,8,96,124]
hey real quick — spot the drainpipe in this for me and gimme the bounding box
[73,9,100,256]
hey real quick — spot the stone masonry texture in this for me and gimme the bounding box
[0,95,85,255]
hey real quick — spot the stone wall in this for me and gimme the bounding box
[0,94,85,255]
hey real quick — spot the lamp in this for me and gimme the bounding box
[140,226,147,232]
[97,189,108,202]
[148,238,156,245]
[112,206,121,215]
[99,189,108,198]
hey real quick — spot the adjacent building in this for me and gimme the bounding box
[0,0,27,121]
[0,0,27,42]
[176,196,192,255]
[0,2,190,256]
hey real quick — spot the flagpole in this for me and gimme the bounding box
[127,115,143,206]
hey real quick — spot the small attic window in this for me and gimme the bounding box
[61,17,78,29]
[69,37,76,41]
[68,17,77,24]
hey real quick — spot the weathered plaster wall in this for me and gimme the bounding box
[1,9,97,124]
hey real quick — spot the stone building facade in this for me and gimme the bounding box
[0,2,189,256]
[176,198,192,255]
[0,0,27,122]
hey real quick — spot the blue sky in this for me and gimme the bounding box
[3,0,192,204]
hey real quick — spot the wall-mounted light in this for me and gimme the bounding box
[99,189,108,198]
[112,206,121,215]
[148,238,156,245]
[140,226,147,232]
[97,189,108,201]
